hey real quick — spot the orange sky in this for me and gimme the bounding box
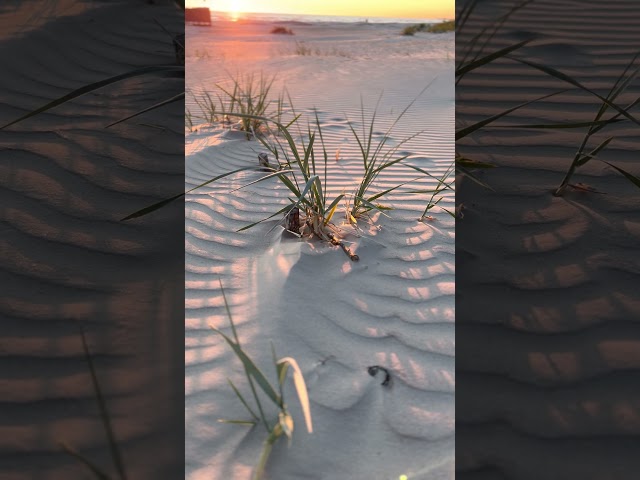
[186,0,454,19]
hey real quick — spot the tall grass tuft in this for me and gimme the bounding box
[346,84,434,223]
[456,0,640,194]
[271,26,294,35]
[216,73,277,139]
[212,280,312,480]
[405,160,456,220]
[427,20,455,33]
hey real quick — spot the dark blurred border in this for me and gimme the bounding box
[456,1,640,478]
[0,1,184,479]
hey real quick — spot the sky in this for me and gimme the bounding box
[185,0,454,20]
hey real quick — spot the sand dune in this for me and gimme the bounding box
[186,20,454,480]
[456,1,640,478]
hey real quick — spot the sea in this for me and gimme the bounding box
[208,10,449,25]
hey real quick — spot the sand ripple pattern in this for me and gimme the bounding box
[0,3,183,479]
[457,1,640,478]
[185,23,454,480]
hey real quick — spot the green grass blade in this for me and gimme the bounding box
[1,65,183,129]
[237,204,295,232]
[456,164,495,191]
[227,379,260,421]
[122,166,257,220]
[487,118,624,129]
[78,324,128,480]
[230,169,295,193]
[507,56,640,127]
[456,157,496,169]
[218,419,257,426]
[456,89,568,140]
[61,443,112,480]
[219,280,270,431]
[456,39,532,78]
[210,326,281,407]
[442,208,457,218]
[323,194,345,218]
[366,180,418,203]
[106,92,184,128]
[576,137,614,166]
[602,161,640,189]
[353,196,392,217]
[277,172,303,198]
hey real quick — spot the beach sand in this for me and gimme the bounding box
[456,1,640,478]
[0,1,184,479]
[185,19,455,480]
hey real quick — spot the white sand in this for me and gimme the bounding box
[0,2,183,479]
[185,20,454,480]
[456,1,640,478]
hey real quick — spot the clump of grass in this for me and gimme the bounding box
[194,49,211,59]
[293,41,313,55]
[401,24,422,36]
[186,107,194,131]
[551,51,640,195]
[427,20,455,33]
[346,84,434,223]
[239,110,359,260]
[271,26,294,35]
[402,23,435,36]
[405,160,456,220]
[456,0,640,195]
[217,73,277,139]
[454,0,566,189]
[128,94,427,260]
[290,41,350,57]
[213,280,312,480]
[192,90,220,124]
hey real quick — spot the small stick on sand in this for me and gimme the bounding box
[329,234,359,261]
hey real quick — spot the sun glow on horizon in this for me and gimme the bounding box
[186,0,453,20]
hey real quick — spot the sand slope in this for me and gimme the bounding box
[456,1,640,478]
[0,2,183,479]
[185,21,454,480]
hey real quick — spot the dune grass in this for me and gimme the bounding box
[0,65,184,131]
[61,323,127,480]
[217,73,277,139]
[213,280,312,480]
[271,26,294,35]
[402,20,454,36]
[186,107,194,131]
[401,23,426,36]
[135,88,433,258]
[346,84,434,223]
[427,20,455,33]
[289,41,351,58]
[405,160,456,220]
[551,50,640,195]
[456,0,640,195]
[188,73,296,139]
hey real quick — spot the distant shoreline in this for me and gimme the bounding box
[208,10,453,25]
